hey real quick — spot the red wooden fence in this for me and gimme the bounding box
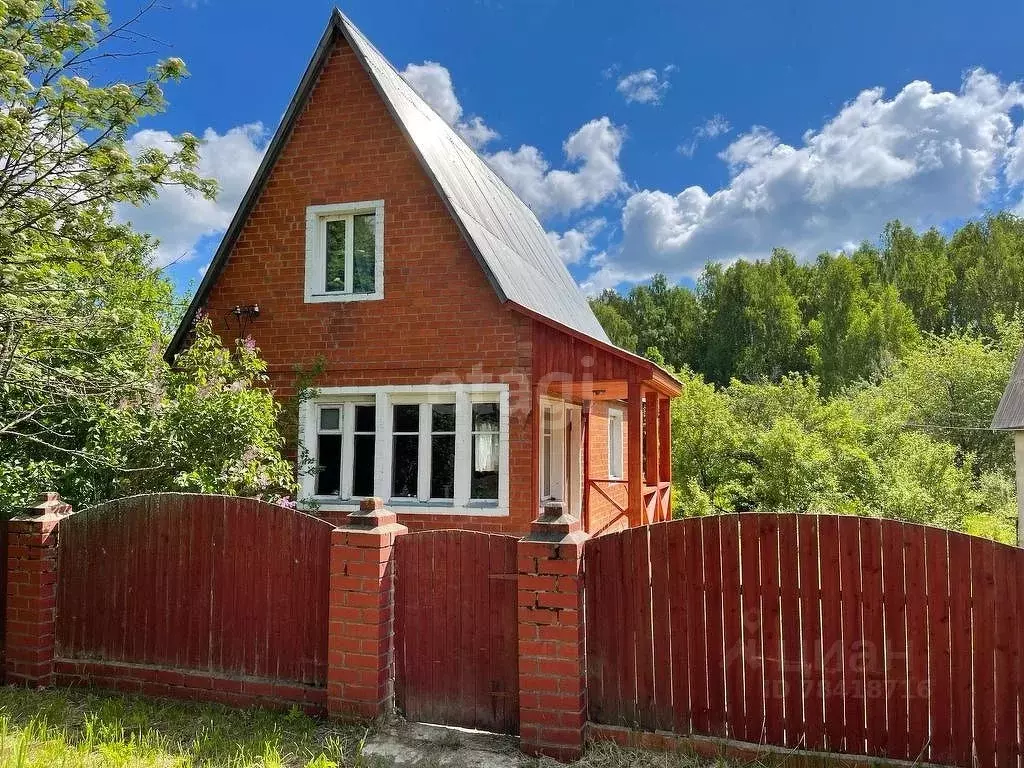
[394,530,520,734]
[584,514,1023,768]
[55,494,332,688]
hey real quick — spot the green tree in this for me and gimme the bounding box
[1,0,213,451]
[0,1,292,508]
[946,214,1024,333]
[881,221,952,333]
[699,253,808,384]
[807,255,919,392]
[590,295,638,351]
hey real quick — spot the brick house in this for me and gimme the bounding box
[166,9,681,536]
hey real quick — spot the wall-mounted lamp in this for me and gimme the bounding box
[226,304,260,339]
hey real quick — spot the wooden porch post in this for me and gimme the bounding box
[659,395,672,520]
[627,380,643,527]
[644,389,660,522]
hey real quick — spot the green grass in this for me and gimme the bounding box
[0,685,759,768]
[0,686,372,767]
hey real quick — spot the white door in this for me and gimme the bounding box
[539,399,583,518]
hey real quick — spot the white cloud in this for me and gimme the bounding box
[592,69,1024,287]
[486,117,626,218]
[678,114,732,157]
[116,123,266,267]
[402,60,625,218]
[546,218,606,265]
[616,67,674,105]
[401,61,499,148]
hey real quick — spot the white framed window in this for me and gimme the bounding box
[304,200,384,303]
[313,401,376,499]
[608,407,624,480]
[299,384,509,516]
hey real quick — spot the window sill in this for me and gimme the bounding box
[304,291,384,304]
[303,498,508,517]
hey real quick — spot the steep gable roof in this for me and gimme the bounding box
[166,8,610,360]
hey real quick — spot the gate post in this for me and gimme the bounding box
[518,502,589,761]
[327,497,407,721]
[5,492,73,686]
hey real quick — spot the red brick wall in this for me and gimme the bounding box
[201,37,535,533]
[587,401,630,536]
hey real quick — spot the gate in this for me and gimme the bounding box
[394,530,519,734]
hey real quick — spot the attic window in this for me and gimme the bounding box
[304,201,384,303]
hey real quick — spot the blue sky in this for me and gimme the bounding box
[105,0,1024,297]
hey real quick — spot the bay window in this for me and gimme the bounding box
[301,384,509,515]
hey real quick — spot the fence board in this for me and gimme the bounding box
[902,524,929,761]
[1016,552,1024,768]
[972,537,996,768]
[668,520,690,734]
[993,545,1017,768]
[702,517,727,737]
[584,533,608,721]
[55,494,332,689]
[797,515,825,751]
[837,516,865,754]
[818,516,845,752]
[759,516,784,747]
[881,521,908,759]
[720,516,745,741]
[634,528,656,727]
[948,533,974,768]
[925,526,954,764]
[686,518,709,734]
[778,516,802,747]
[859,520,886,756]
[649,523,673,731]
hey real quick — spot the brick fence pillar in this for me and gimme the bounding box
[518,502,590,761]
[327,497,407,721]
[5,492,73,686]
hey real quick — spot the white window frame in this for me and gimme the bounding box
[310,400,375,500]
[304,200,385,303]
[298,384,510,516]
[608,406,624,480]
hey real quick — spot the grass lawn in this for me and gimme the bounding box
[0,685,738,767]
[0,686,370,767]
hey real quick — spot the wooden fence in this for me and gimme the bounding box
[55,494,333,698]
[584,514,1022,768]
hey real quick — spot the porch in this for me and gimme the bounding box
[531,319,682,534]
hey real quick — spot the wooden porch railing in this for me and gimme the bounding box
[643,481,671,525]
[587,478,672,532]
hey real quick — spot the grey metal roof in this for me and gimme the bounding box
[992,345,1024,430]
[166,9,609,360]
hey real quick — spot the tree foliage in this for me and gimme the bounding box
[593,216,1024,543]
[0,0,292,509]
[592,214,1024,391]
